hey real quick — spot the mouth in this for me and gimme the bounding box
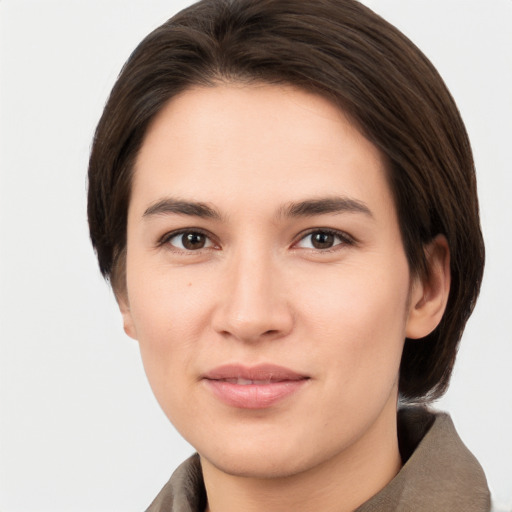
[217,377,285,385]
[202,364,310,409]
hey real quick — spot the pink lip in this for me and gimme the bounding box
[202,364,309,409]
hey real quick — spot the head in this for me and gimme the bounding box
[88,0,483,407]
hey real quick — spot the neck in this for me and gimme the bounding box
[201,403,401,512]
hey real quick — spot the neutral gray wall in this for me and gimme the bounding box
[1,1,510,510]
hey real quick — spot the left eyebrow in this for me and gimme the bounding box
[277,196,373,219]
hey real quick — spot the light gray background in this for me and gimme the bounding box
[1,1,511,511]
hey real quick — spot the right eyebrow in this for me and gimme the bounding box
[142,198,222,220]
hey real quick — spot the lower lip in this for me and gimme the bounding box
[204,379,308,409]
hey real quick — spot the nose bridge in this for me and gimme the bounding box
[213,241,292,342]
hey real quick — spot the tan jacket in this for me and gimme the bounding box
[146,407,491,512]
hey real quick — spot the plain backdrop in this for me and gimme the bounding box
[0,1,511,511]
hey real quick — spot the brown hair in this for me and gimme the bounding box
[88,0,484,401]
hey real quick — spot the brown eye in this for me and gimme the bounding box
[311,232,335,249]
[166,231,213,251]
[296,230,351,251]
[182,232,206,250]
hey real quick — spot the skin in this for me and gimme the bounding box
[120,83,450,512]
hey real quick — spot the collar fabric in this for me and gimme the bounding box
[146,407,491,512]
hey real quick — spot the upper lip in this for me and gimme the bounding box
[203,364,309,382]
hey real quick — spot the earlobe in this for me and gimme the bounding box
[117,294,138,340]
[406,234,451,340]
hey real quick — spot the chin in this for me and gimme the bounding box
[202,449,310,480]
[197,429,345,481]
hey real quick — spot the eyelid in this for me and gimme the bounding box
[292,228,356,250]
[156,226,355,252]
[158,228,218,250]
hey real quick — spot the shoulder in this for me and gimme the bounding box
[357,407,491,512]
[145,454,205,512]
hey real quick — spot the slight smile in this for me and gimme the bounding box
[202,364,310,409]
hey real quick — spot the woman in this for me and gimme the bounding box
[88,0,490,510]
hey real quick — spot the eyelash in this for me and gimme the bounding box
[294,228,355,252]
[158,228,217,252]
[158,228,355,253]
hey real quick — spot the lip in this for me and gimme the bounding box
[202,364,309,409]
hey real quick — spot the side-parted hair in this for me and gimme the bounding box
[88,0,484,401]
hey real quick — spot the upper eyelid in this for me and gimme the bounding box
[293,227,355,245]
[157,227,355,249]
[158,227,217,247]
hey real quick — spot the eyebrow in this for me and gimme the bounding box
[278,196,373,219]
[142,195,373,221]
[143,198,222,220]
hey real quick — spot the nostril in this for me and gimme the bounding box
[211,287,294,342]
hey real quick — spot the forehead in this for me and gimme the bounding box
[131,83,393,219]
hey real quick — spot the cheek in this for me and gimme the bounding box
[125,262,214,404]
[128,257,210,338]
[300,255,410,331]
[295,255,410,388]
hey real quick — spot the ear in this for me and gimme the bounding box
[406,234,451,339]
[117,292,138,340]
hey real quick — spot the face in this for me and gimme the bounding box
[122,84,422,479]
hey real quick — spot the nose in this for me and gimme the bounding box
[211,248,294,343]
